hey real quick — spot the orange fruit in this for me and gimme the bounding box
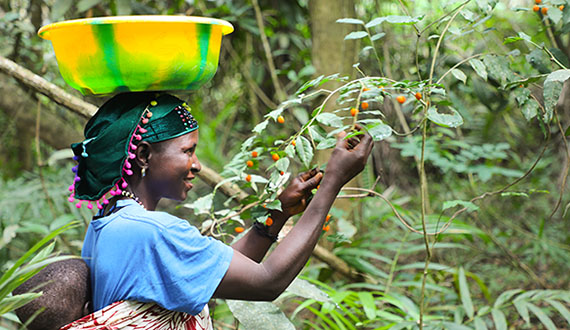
[533,5,540,11]
[542,6,548,14]
[350,108,359,116]
[415,92,422,100]
[251,151,258,158]
[535,0,541,3]
[361,101,369,110]
[246,160,254,167]
[291,140,296,146]
[277,115,285,124]
[265,217,273,226]
[245,174,251,182]
[272,153,280,161]
[396,95,406,104]
[280,171,284,175]
[560,5,565,10]
[323,225,330,231]
[326,214,331,222]
[235,227,245,233]
[363,87,370,92]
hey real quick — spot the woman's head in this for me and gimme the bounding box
[69,92,199,209]
[131,130,201,208]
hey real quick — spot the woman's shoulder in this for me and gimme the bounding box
[122,206,193,232]
[97,200,195,234]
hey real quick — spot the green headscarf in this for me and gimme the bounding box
[69,92,198,207]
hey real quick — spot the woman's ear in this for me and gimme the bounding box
[134,141,151,169]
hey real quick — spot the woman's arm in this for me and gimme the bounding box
[230,169,323,262]
[214,127,373,300]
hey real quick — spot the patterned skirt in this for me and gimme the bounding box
[60,301,212,330]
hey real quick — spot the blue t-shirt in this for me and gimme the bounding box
[82,199,233,315]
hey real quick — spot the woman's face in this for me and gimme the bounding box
[146,130,201,202]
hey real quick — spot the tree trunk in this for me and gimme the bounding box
[309,0,362,246]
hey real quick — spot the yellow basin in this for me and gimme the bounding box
[38,16,234,95]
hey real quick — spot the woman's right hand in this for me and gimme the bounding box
[324,125,374,187]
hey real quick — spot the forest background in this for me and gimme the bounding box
[0,0,569,329]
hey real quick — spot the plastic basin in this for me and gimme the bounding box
[38,16,234,95]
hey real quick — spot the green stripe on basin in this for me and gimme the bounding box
[93,24,126,90]
[186,24,211,89]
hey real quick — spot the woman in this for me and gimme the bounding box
[67,92,373,328]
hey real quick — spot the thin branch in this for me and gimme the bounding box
[0,55,97,118]
[251,0,286,102]
[548,106,570,219]
[436,53,485,85]
[224,40,278,109]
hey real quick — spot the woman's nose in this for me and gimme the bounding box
[191,157,202,173]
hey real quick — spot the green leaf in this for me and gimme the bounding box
[316,137,337,150]
[357,292,377,320]
[491,309,507,330]
[50,0,73,19]
[548,7,563,24]
[469,58,487,81]
[513,300,529,323]
[77,0,103,12]
[249,174,268,184]
[458,267,474,318]
[265,108,285,121]
[366,122,392,141]
[494,289,522,308]
[275,157,290,172]
[264,199,282,211]
[316,113,343,127]
[565,125,570,136]
[285,144,296,158]
[227,300,295,330]
[474,317,488,330]
[1,225,18,249]
[295,136,314,168]
[441,322,473,330]
[185,193,213,215]
[427,106,464,127]
[546,69,570,84]
[285,278,331,303]
[546,299,570,325]
[308,125,326,143]
[371,33,386,41]
[518,31,532,42]
[483,55,516,86]
[336,18,364,25]
[344,31,368,40]
[297,75,324,95]
[504,36,524,44]
[543,80,563,123]
[366,15,422,27]
[451,69,467,84]
[442,200,479,212]
[241,136,256,152]
[527,303,557,330]
[365,17,387,28]
[521,98,539,121]
[252,120,269,134]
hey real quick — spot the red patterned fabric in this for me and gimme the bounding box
[60,301,212,330]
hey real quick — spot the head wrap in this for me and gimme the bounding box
[68,92,198,209]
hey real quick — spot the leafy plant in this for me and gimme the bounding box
[0,222,78,327]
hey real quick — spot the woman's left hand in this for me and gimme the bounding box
[278,168,323,218]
